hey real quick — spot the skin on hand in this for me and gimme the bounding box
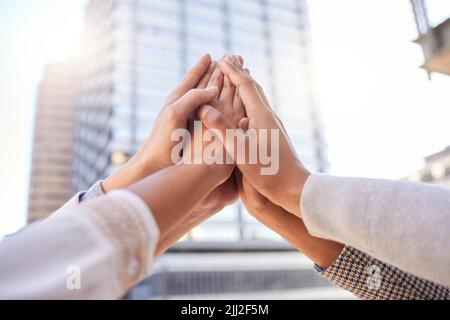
[155,177,237,256]
[177,55,248,224]
[198,55,311,218]
[101,54,239,255]
[184,55,246,163]
[102,54,216,192]
[236,171,344,269]
[127,162,231,243]
[156,56,249,255]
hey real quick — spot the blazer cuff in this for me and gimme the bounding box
[315,246,450,300]
[54,181,106,214]
[79,180,105,203]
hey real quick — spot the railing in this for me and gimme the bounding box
[411,0,430,35]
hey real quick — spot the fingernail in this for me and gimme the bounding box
[205,86,218,94]
[237,55,244,66]
[225,56,233,64]
[239,117,249,131]
[208,61,217,71]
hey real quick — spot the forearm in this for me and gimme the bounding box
[248,206,343,269]
[155,205,222,257]
[250,199,450,299]
[155,176,237,256]
[103,158,156,192]
[77,174,233,257]
[76,179,217,258]
[301,174,450,287]
[128,164,228,240]
[75,185,220,258]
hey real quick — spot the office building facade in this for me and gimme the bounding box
[411,0,450,76]
[28,61,79,223]
[74,0,328,243]
[408,146,450,188]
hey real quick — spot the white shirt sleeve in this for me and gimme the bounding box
[301,174,450,287]
[0,190,159,300]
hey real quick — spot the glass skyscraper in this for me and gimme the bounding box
[28,61,79,223]
[74,0,328,244]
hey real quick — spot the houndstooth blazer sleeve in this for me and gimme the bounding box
[316,246,450,300]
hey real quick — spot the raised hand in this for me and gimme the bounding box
[184,56,247,164]
[99,54,239,255]
[176,56,248,223]
[102,54,219,192]
[198,55,311,218]
[154,58,243,255]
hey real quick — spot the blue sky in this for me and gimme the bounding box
[0,0,449,237]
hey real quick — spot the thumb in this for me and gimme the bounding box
[198,105,241,163]
[169,86,218,119]
[199,105,264,188]
[198,104,236,136]
[242,176,266,204]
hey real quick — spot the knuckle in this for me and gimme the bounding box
[164,106,180,123]
[223,80,232,89]
[207,111,225,127]
[165,92,177,105]
[230,68,242,79]
[209,73,223,86]
[181,89,199,105]
[187,89,201,99]
[240,76,255,88]
[248,196,269,211]
[187,68,203,81]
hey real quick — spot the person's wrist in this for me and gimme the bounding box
[285,163,310,218]
[103,157,157,192]
[129,155,159,179]
[266,162,309,219]
[199,163,234,186]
